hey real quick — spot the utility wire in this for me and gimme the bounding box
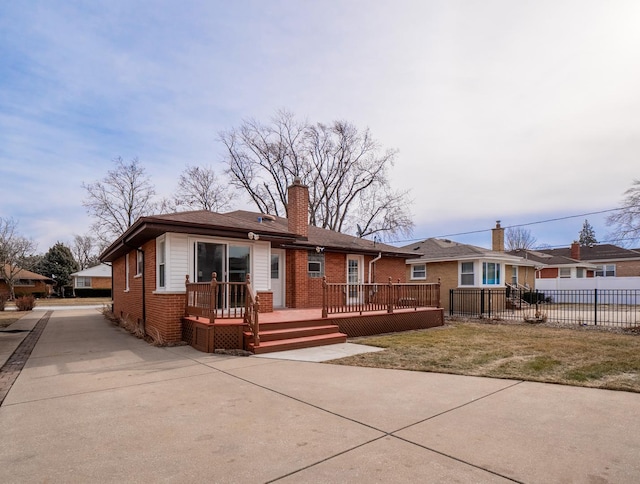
[390,208,622,244]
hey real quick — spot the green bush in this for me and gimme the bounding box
[15,295,36,311]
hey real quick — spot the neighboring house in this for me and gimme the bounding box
[70,264,112,297]
[530,242,640,290]
[0,264,53,298]
[507,247,598,284]
[403,222,538,312]
[100,179,417,345]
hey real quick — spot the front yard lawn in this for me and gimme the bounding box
[330,320,640,393]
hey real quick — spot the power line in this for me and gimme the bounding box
[390,207,623,244]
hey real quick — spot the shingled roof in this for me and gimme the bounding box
[539,244,640,262]
[403,238,537,265]
[101,209,414,262]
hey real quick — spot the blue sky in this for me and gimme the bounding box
[1,0,639,253]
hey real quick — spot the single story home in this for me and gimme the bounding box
[70,264,112,297]
[100,178,427,347]
[0,264,53,299]
[522,242,640,291]
[403,222,539,312]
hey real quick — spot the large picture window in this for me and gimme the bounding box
[482,262,501,285]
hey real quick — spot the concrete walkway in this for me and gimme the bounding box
[1,309,639,483]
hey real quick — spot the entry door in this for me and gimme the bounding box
[347,255,364,305]
[271,249,285,308]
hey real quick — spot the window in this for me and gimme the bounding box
[125,253,130,291]
[411,264,426,280]
[76,277,92,288]
[482,262,501,285]
[270,255,279,279]
[14,279,34,287]
[460,262,475,286]
[136,250,143,276]
[308,252,324,278]
[559,267,571,278]
[511,266,518,285]
[595,264,616,277]
[576,268,585,278]
[157,239,166,289]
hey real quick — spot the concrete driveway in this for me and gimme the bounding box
[1,309,639,483]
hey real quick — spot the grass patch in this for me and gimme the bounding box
[0,311,27,328]
[331,321,640,393]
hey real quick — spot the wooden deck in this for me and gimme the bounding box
[182,307,444,354]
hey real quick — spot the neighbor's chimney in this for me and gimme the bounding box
[570,241,580,260]
[492,220,504,252]
[287,177,309,238]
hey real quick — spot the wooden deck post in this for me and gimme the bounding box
[322,276,328,318]
[184,275,190,317]
[437,277,442,309]
[210,272,217,323]
[254,294,260,346]
[387,277,393,314]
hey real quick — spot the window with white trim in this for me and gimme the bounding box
[559,267,571,278]
[595,265,616,277]
[511,266,518,285]
[157,239,166,289]
[136,250,143,276]
[411,264,426,280]
[482,262,501,285]
[460,262,474,286]
[75,276,92,288]
[576,268,585,278]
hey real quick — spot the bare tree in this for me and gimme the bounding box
[165,165,235,212]
[82,157,156,245]
[71,234,101,270]
[506,226,537,250]
[220,111,413,240]
[607,179,640,246]
[0,217,37,300]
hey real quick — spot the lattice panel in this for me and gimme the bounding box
[214,325,243,350]
[334,309,444,337]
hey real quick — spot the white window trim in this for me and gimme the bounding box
[411,263,426,280]
[459,261,476,287]
[559,267,571,278]
[157,236,166,290]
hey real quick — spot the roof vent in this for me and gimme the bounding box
[261,213,276,221]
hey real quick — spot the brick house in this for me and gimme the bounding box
[403,222,538,312]
[524,242,640,290]
[70,264,112,297]
[100,179,416,344]
[0,265,53,299]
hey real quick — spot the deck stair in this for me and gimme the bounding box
[244,318,347,354]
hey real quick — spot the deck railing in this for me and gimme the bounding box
[185,272,260,346]
[322,277,441,317]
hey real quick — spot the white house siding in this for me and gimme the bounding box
[167,233,189,292]
[251,241,270,292]
[163,233,271,293]
[536,277,640,291]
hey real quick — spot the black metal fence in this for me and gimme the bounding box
[450,288,640,327]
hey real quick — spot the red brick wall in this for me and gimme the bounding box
[90,276,112,289]
[538,268,558,279]
[256,291,273,313]
[287,180,309,238]
[284,250,408,309]
[111,239,183,344]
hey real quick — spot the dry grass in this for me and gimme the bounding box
[331,320,640,393]
[0,311,27,328]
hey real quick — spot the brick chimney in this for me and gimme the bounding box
[287,177,309,238]
[570,241,580,260]
[492,220,504,252]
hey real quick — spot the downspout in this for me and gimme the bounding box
[123,241,146,334]
[368,252,382,283]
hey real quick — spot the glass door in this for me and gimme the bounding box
[196,242,226,309]
[347,255,363,305]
